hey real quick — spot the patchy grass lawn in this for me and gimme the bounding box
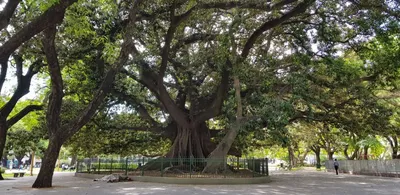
[2,173,36,178]
[2,173,14,178]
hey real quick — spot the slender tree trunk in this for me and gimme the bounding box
[328,151,334,160]
[344,145,350,159]
[32,136,63,188]
[298,149,309,166]
[203,76,243,173]
[289,146,296,168]
[344,145,359,160]
[363,146,369,160]
[28,153,32,166]
[16,155,23,167]
[313,147,321,166]
[1,156,7,168]
[30,151,35,176]
[0,121,7,180]
[70,155,77,166]
[387,136,399,159]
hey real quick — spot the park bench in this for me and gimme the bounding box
[13,171,26,177]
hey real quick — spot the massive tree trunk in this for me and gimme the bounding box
[166,122,214,159]
[32,136,62,188]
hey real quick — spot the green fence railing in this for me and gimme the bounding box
[77,157,269,178]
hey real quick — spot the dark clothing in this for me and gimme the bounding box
[334,165,339,175]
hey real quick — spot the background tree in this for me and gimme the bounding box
[0,0,77,180]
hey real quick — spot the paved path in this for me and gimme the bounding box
[1,170,399,195]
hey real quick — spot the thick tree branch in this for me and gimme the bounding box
[14,55,23,82]
[92,119,165,136]
[111,89,159,126]
[170,33,216,54]
[121,67,160,99]
[195,60,231,123]
[194,60,231,123]
[240,0,314,59]
[0,0,78,61]
[158,5,178,80]
[0,57,42,120]
[0,60,7,94]
[0,0,21,31]
[6,104,43,128]
[199,0,297,12]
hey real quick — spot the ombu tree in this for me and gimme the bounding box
[107,0,400,171]
[112,0,315,162]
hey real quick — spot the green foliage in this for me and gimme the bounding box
[3,0,400,164]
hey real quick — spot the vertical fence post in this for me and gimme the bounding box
[141,157,144,176]
[237,157,239,171]
[190,158,192,178]
[261,158,265,175]
[125,157,128,176]
[224,157,227,178]
[98,158,101,174]
[111,158,113,174]
[161,157,164,177]
[252,157,255,178]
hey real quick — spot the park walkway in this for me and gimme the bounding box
[0,169,399,195]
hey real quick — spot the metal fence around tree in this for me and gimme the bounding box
[325,159,400,177]
[77,157,269,178]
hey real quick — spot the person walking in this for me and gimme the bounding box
[333,159,339,175]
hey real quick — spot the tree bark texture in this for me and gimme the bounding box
[288,146,295,168]
[30,151,35,176]
[314,147,321,166]
[166,123,214,159]
[328,151,334,160]
[202,76,242,173]
[363,146,369,160]
[387,136,400,159]
[0,120,7,180]
[32,136,62,188]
